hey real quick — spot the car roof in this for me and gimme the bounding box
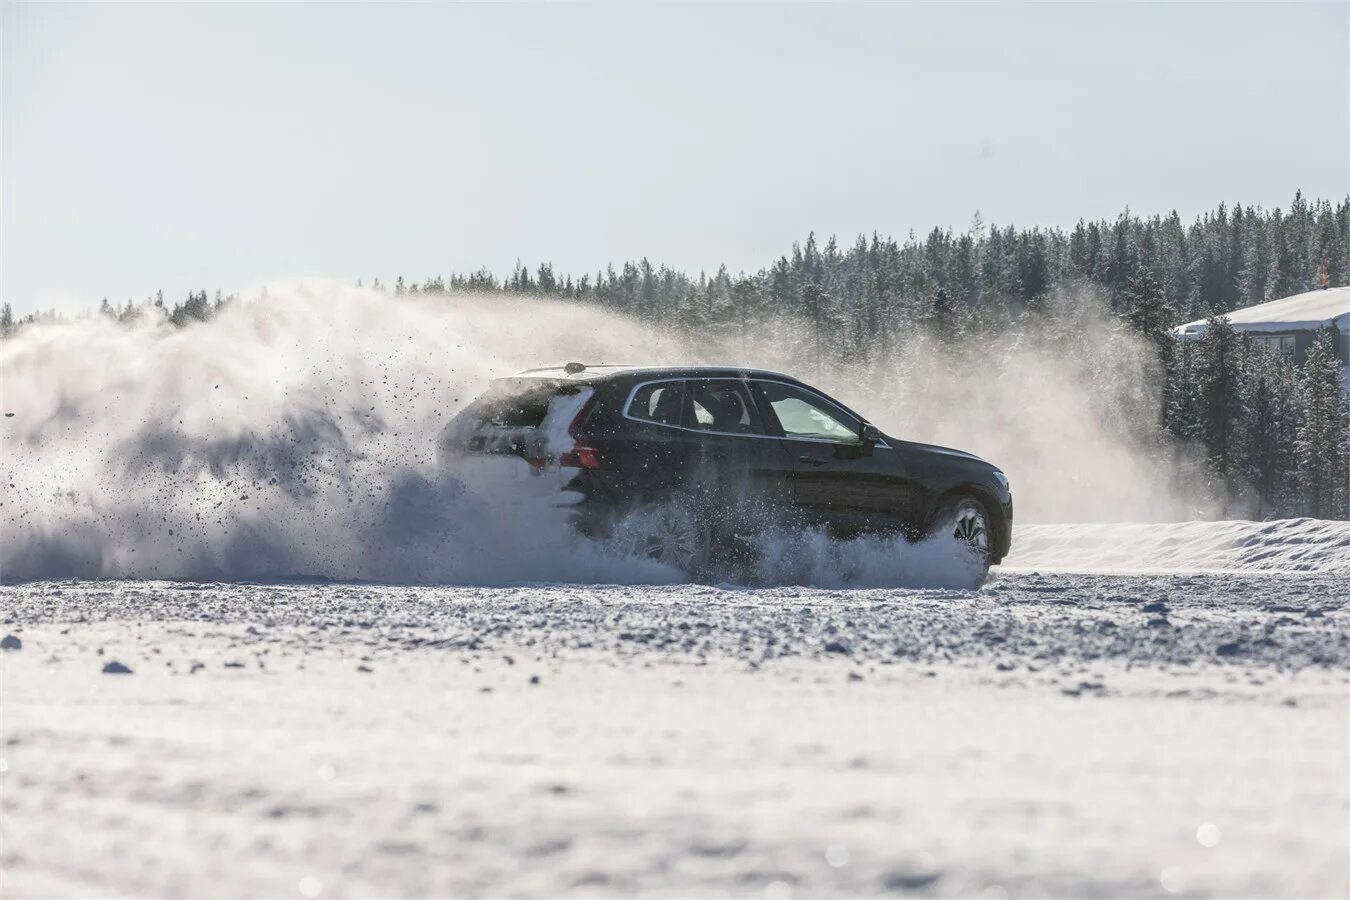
[509,363,805,384]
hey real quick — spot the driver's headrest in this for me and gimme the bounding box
[711,389,746,427]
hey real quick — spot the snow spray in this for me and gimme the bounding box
[1,281,1211,584]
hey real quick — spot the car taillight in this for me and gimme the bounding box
[560,445,603,469]
[560,400,603,469]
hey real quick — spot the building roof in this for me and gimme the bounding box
[1174,285,1350,337]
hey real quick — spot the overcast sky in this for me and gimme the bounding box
[3,2,1347,315]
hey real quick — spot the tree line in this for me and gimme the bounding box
[3,192,1346,518]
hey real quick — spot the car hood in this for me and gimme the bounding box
[898,439,993,467]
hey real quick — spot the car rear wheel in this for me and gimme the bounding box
[614,503,711,577]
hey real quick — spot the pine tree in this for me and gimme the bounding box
[1163,339,1204,449]
[1194,317,1248,501]
[1237,211,1272,306]
[1295,327,1349,518]
[730,277,761,356]
[1121,267,1174,346]
[1121,267,1176,423]
[802,282,825,380]
[1244,346,1300,514]
[930,286,958,341]
[536,263,556,295]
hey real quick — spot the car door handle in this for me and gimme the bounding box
[798,455,828,466]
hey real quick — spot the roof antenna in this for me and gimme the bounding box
[563,362,587,374]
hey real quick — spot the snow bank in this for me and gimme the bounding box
[1004,518,1350,575]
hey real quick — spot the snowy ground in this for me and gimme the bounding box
[2,565,1347,899]
[1009,519,1350,575]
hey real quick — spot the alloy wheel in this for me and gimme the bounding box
[951,501,990,560]
[622,506,703,570]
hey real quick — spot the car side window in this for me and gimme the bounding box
[755,381,861,443]
[626,381,685,426]
[683,379,764,435]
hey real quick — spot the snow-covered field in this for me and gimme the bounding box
[3,522,1348,899]
[1007,518,1350,575]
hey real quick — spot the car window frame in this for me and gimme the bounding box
[680,378,766,436]
[624,379,687,428]
[619,376,890,449]
[621,377,764,439]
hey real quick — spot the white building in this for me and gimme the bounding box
[1173,285,1350,368]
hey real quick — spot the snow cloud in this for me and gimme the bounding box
[1,282,1216,582]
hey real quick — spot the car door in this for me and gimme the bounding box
[617,378,696,500]
[679,378,790,530]
[748,379,919,534]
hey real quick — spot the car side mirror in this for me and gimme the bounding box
[835,423,881,459]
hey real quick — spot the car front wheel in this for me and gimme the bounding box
[930,495,993,575]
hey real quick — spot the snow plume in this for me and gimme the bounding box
[769,287,1221,524]
[0,283,676,583]
[0,283,976,586]
[1,281,1213,584]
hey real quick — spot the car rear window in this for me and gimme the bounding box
[467,378,571,428]
[626,381,684,426]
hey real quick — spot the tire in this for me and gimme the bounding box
[929,494,993,577]
[614,503,711,577]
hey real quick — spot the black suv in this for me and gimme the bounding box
[439,364,1012,577]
